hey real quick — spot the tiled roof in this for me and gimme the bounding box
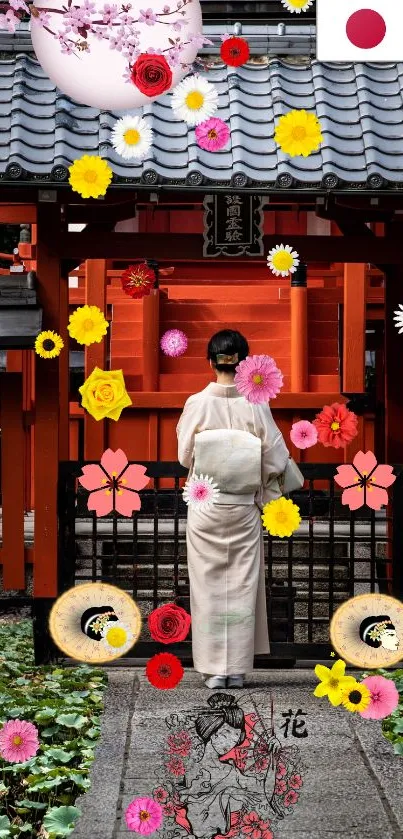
[1,25,403,190]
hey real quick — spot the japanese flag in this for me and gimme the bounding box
[316,0,403,61]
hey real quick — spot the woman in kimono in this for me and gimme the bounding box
[176,330,290,690]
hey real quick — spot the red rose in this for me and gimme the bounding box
[220,37,250,67]
[131,53,173,98]
[148,603,191,644]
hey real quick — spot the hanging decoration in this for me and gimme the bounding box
[233,354,284,403]
[111,115,153,160]
[274,109,323,157]
[220,34,250,66]
[313,402,358,448]
[68,155,113,199]
[160,329,188,357]
[28,0,205,109]
[68,304,109,345]
[195,117,230,152]
[171,75,219,126]
[267,243,300,277]
[34,330,64,359]
[261,497,301,538]
[333,450,396,511]
[79,367,132,421]
[78,448,150,517]
[120,263,156,299]
[281,0,314,13]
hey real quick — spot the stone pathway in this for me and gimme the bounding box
[71,668,403,839]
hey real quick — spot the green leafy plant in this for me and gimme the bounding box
[0,620,108,837]
[359,668,403,756]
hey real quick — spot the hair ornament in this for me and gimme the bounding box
[367,619,393,642]
[216,353,239,365]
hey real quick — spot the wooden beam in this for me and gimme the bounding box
[0,373,25,589]
[83,259,107,460]
[343,264,366,392]
[385,265,403,462]
[67,201,137,225]
[70,392,347,412]
[0,204,37,223]
[57,232,403,262]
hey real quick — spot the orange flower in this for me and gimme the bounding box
[313,402,358,448]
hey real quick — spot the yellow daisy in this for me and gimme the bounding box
[261,497,301,538]
[281,0,314,13]
[35,330,64,359]
[68,155,113,199]
[274,109,323,158]
[313,659,356,707]
[341,682,372,713]
[267,243,300,277]
[68,305,109,346]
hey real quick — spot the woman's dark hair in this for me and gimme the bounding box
[207,330,249,373]
[81,606,118,641]
[359,615,395,649]
[194,692,245,744]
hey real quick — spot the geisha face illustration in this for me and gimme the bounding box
[359,615,399,652]
[209,721,245,756]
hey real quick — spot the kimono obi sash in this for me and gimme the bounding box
[194,429,262,504]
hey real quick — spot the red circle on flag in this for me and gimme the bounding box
[346,9,386,49]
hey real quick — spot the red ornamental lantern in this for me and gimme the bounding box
[120,263,156,299]
[220,36,250,67]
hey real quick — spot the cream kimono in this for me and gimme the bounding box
[176,382,290,676]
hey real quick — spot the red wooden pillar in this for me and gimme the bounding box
[83,259,107,460]
[290,264,308,392]
[0,373,25,589]
[142,288,160,391]
[343,263,366,393]
[33,201,69,597]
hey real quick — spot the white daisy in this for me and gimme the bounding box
[183,473,220,511]
[111,115,153,160]
[280,0,314,13]
[393,304,403,334]
[171,75,219,127]
[100,620,134,655]
[267,243,300,277]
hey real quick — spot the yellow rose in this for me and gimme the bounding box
[79,367,132,421]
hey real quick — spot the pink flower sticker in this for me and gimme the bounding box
[0,719,39,763]
[334,450,396,511]
[78,448,150,517]
[290,420,318,450]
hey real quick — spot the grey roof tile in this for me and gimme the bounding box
[1,43,403,189]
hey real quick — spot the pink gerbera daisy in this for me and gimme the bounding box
[0,719,39,763]
[290,420,318,450]
[359,676,399,720]
[234,355,284,403]
[125,796,163,834]
[183,474,220,511]
[195,117,230,151]
[160,329,188,357]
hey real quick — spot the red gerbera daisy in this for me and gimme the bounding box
[146,652,184,690]
[313,402,358,449]
[220,36,250,67]
[120,263,155,299]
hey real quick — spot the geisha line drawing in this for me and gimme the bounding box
[152,691,304,839]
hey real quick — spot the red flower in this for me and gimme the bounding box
[167,730,192,757]
[254,756,269,773]
[131,53,173,97]
[148,603,191,644]
[275,762,286,779]
[146,652,184,690]
[120,263,155,299]
[275,779,287,795]
[220,36,250,67]
[241,811,273,839]
[153,787,169,804]
[284,789,299,807]
[288,773,303,790]
[165,755,185,776]
[313,402,358,449]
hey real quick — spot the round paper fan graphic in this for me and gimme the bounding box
[49,582,142,663]
[345,9,386,50]
[330,593,403,669]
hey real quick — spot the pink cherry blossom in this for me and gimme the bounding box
[334,450,396,511]
[276,762,286,779]
[359,676,399,720]
[78,448,149,517]
[284,789,299,807]
[288,773,303,789]
[275,779,287,794]
[290,420,318,450]
[9,0,29,12]
[139,7,158,25]
[0,719,39,763]
[195,117,230,152]
[0,8,20,33]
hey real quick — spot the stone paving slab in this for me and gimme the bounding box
[71,667,403,839]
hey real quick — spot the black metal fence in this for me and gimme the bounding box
[32,461,403,665]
